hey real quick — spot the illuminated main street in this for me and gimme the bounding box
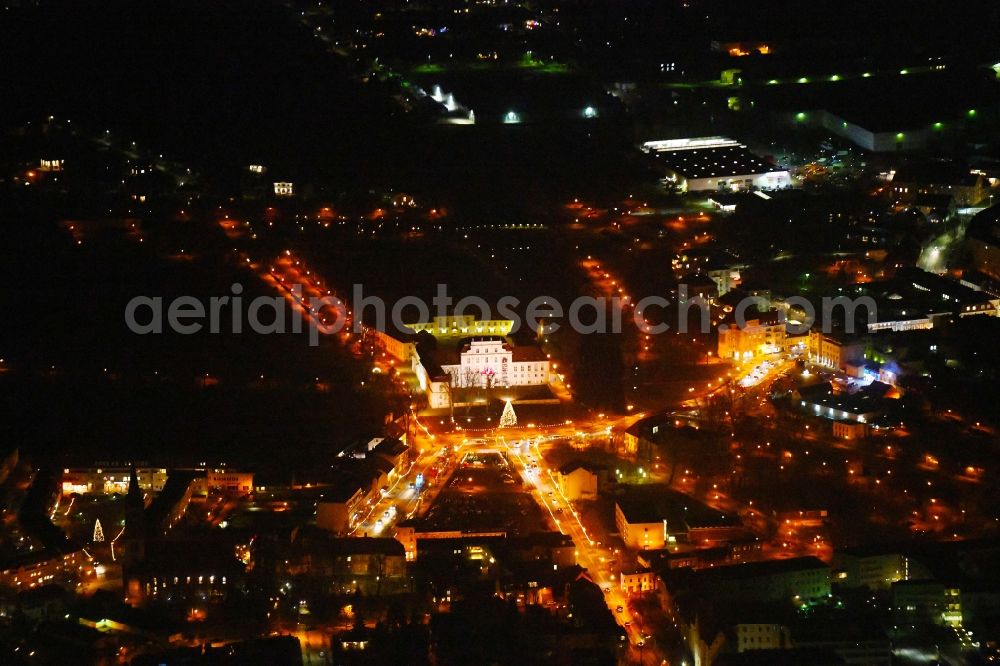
[503,435,662,661]
[348,408,670,662]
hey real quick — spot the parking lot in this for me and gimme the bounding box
[420,451,546,535]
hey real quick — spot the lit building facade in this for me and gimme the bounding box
[38,158,64,172]
[0,549,90,590]
[317,486,369,534]
[736,624,790,652]
[61,467,168,496]
[615,501,667,550]
[555,464,599,501]
[808,330,865,371]
[407,314,514,338]
[441,338,549,389]
[832,548,917,590]
[364,325,417,364]
[620,569,656,595]
[892,580,963,626]
[194,470,254,495]
[718,313,786,361]
[642,137,791,193]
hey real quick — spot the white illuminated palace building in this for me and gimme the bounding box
[440,338,549,389]
[365,315,551,409]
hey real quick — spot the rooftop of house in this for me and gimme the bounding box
[558,460,605,476]
[372,437,407,459]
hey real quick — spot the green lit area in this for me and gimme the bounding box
[413,63,446,74]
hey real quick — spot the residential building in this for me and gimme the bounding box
[966,205,1000,281]
[616,500,668,550]
[718,310,786,361]
[681,272,720,303]
[363,324,417,364]
[144,472,196,537]
[620,569,656,595]
[316,484,368,534]
[660,556,831,605]
[205,469,253,495]
[735,623,790,652]
[892,579,962,626]
[615,487,742,550]
[832,420,870,440]
[124,537,245,607]
[890,162,988,207]
[285,529,407,595]
[392,522,522,561]
[711,40,774,57]
[832,548,910,590]
[368,437,410,478]
[676,251,746,297]
[638,539,763,571]
[61,467,168,496]
[0,548,90,590]
[191,469,255,495]
[555,462,600,501]
[808,330,865,370]
[415,347,453,409]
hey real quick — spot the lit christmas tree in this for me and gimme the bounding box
[92,518,105,543]
[500,400,517,428]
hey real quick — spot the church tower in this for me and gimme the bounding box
[121,466,146,568]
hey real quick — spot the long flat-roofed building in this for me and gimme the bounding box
[615,486,743,550]
[642,137,791,193]
[407,314,514,339]
[61,467,168,496]
[660,556,831,605]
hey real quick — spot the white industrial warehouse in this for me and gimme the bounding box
[642,137,791,193]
